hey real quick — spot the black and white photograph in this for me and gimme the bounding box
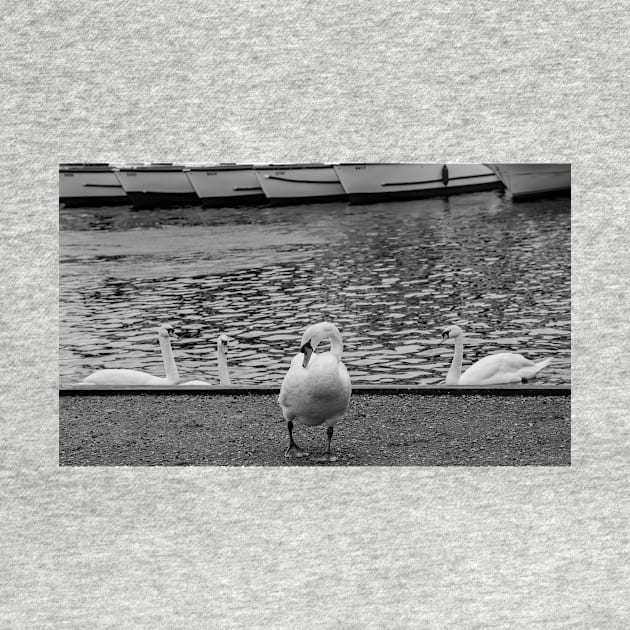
[59,162,571,466]
[4,1,628,627]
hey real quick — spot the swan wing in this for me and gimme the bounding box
[459,353,536,385]
[82,369,172,386]
[279,352,351,426]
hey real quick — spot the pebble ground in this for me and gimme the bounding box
[59,393,571,466]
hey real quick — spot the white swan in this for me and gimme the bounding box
[279,322,352,462]
[80,323,180,386]
[441,324,552,385]
[179,334,231,386]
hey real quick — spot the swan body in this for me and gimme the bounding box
[279,322,351,461]
[179,334,231,386]
[441,325,552,385]
[179,380,213,386]
[81,324,180,386]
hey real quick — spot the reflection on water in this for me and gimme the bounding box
[59,191,570,386]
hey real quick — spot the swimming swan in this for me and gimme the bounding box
[81,323,180,386]
[279,322,351,462]
[179,334,231,386]
[441,324,552,385]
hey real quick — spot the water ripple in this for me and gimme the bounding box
[60,192,571,386]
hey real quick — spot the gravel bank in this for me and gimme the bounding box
[59,394,571,466]
[59,393,570,466]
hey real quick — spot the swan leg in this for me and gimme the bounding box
[315,426,338,463]
[285,421,309,458]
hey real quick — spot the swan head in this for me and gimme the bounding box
[158,323,178,340]
[217,334,230,353]
[299,322,342,368]
[440,324,463,342]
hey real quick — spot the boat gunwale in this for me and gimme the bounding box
[187,164,256,171]
[254,163,335,170]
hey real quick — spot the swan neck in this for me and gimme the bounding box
[447,336,464,384]
[329,331,343,359]
[159,335,179,384]
[217,346,230,385]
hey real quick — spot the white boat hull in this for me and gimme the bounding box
[255,164,347,204]
[115,165,199,209]
[59,164,127,206]
[186,165,266,206]
[484,163,571,200]
[333,163,501,203]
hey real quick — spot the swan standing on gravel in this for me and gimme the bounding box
[81,323,180,386]
[440,324,552,385]
[179,334,231,386]
[279,322,351,462]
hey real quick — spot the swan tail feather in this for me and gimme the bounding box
[534,358,552,373]
[520,358,552,381]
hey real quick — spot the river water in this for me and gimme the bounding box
[59,190,570,386]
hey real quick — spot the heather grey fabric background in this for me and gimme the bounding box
[1,1,629,627]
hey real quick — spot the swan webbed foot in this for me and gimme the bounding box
[315,452,338,463]
[285,443,309,458]
[285,420,309,458]
[314,426,338,462]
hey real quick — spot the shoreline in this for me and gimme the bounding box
[60,393,571,467]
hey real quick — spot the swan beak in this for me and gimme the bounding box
[169,330,179,340]
[439,332,448,344]
[301,341,314,368]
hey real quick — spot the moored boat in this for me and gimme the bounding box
[186,164,267,207]
[483,163,571,200]
[333,163,501,203]
[255,163,347,204]
[59,163,128,207]
[114,164,200,209]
